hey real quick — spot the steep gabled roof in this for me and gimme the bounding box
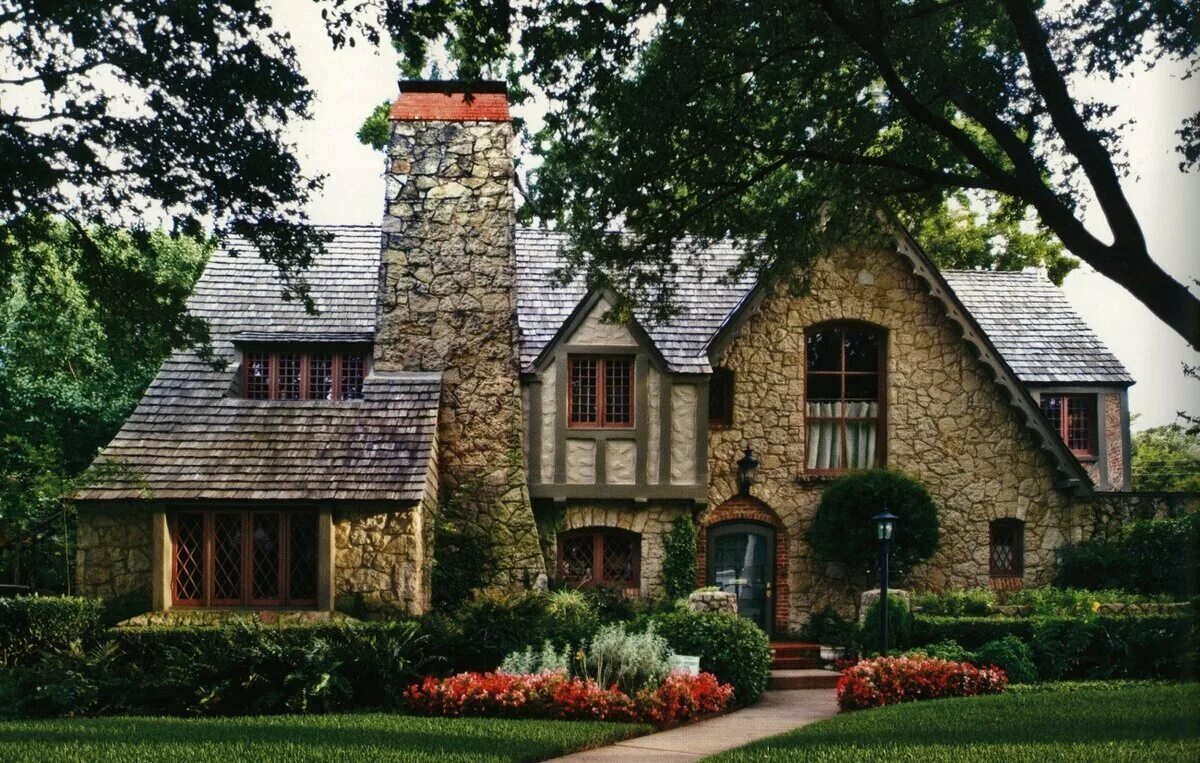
[514,229,757,373]
[76,226,440,504]
[942,269,1133,385]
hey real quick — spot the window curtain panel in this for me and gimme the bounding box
[806,401,878,470]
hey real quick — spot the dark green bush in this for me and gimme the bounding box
[912,588,996,616]
[650,609,771,705]
[976,635,1038,684]
[906,639,975,662]
[661,515,698,601]
[806,469,939,583]
[861,596,914,654]
[0,596,104,666]
[1056,512,1200,597]
[912,615,1035,649]
[801,606,856,650]
[1030,618,1095,680]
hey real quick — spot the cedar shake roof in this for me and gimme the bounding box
[514,229,758,373]
[76,226,440,503]
[942,270,1133,385]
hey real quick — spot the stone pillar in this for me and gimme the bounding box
[376,80,545,589]
[151,511,171,611]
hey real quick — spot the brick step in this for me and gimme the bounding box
[767,669,841,691]
[771,656,823,670]
[771,645,821,659]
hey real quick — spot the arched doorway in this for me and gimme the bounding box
[706,521,776,635]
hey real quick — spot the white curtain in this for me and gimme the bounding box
[806,401,878,470]
[738,534,759,599]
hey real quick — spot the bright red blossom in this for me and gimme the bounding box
[835,656,1007,711]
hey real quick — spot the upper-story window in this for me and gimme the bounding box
[1039,394,1096,457]
[243,349,367,401]
[708,367,735,429]
[569,355,634,428]
[805,323,884,472]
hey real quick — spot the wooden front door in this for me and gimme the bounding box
[706,521,776,635]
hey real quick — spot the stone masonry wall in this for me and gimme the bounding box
[334,505,425,615]
[376,115,544,589]
[76,508,152,600]
[709,247,1088,630]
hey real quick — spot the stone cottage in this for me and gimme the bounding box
[77,81,1159,632]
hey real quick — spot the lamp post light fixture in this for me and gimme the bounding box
[736,447,759,496]
[872,508,898,656]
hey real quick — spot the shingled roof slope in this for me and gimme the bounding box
[942,270,1133,385]
[515,229,758,373]
[78,226,441,503]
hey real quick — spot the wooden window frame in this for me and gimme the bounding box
[989,518,1025,578]
[556,528,641,588]
[171,510,318,608]
[567,354,635,429]
[241,347,368,401]
[1039,393,1097,458]
[803,322,887,474]
[708,367,735,429]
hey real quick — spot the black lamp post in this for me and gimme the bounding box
[873,508,898,656]
[736,447,759,496]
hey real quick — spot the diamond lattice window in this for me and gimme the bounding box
[557,529,640,588]
[172,510,318,607]
[989,519,1024,578]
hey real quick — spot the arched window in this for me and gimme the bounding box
[804,323,885,472]
[989,519,1025,579]
[557,528,640,588]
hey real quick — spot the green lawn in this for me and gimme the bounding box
[709,682,1200,762]
[0,713,652,762]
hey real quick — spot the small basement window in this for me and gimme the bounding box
[568,355,634,428]
[1039,394,1096,457]
[708,367,735,429]
[242,349,367,401]
[557,528,640,588]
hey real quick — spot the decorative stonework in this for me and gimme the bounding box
[75,509,152,600]
[334,507,426,615]
[688,590,737,615]
[377,112,544,590]
[708,247,1089,629]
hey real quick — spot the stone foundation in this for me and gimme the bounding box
[75,508,152,600]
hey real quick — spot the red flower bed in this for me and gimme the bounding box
[836,655,1007,711]
[403,671,733,726]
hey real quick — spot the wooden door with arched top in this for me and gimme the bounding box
[706,521,776,635]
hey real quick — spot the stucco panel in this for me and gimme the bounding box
[647,368,662,484]
[540,358,557,482]
[606,440,637,484]
[565,439,597,484]
[670,384,698,484]
[567,298,639,346]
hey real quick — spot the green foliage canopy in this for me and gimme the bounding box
[1131,424,1200,492]
[329,0,1200,344]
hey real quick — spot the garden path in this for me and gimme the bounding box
[545,688,839,762]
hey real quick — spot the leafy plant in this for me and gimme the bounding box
[975,636,1038,685]
[861,596,914,655]
[905,640,976,664]
[582,623,674,695]
[661,515,698,601]
[500,641,572,676]
[806,470,939,584]
[837,656,1007,711]
[912,588,996,617]
[0,596,104,667]
[1056,512,1199,597]
[650,610,771,705]
[802,607,856,650]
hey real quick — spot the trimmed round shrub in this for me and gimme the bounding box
[861,596,914,654]
[806,469,939,581]
[976,635,1038,684]
[650,610,771,705]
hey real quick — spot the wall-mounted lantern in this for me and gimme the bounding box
[736,447,759,496]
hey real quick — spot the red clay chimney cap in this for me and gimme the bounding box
[390,79,510,122]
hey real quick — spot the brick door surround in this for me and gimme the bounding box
[697,494,789,634]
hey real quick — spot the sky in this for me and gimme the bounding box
[274,4,1200,431]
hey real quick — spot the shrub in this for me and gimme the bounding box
[912,615,1035,649]
[500,641,572,675]
[975,635,1038,684]
[402,670,733,727]
[806,469,939,583]
[912,588,996,616]
[583,623,673,694]
[801,606,856,650]
[661,515,699,601]
[0,596,104,667]
[1003,587,1168,616]
[836,655,1007,711]
[1056,512,1200,597]
[650,610,771,705]
[542,589,600,647]
[578,585,640,624]
[1030,617,1096,681]
[444,591,557,672]
[905,639,975,663]
[861,596,914,654]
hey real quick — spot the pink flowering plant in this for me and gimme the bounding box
[836,655,1007,711]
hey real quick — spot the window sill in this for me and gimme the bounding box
[795,473,839,485]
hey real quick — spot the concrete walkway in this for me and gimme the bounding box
[548,689,839,762]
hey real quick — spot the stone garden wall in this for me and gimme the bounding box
[75,508,152,600]
[708,247,1089,630]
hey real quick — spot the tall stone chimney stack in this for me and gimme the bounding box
[377,80,544,590]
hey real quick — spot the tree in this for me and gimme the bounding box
[1,2,327,300]
[1131,425,1200,492]
[326,0,1199,343]
[0,217,210,590]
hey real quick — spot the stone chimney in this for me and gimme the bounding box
[376,80,545,591]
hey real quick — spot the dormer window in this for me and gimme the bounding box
[242,349,367,400]
[569,355,634,428]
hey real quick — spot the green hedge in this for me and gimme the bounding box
[1056,511,1200,597]
[911,612,1196,681]
[0,596,104,667]
[649,609,771,706]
